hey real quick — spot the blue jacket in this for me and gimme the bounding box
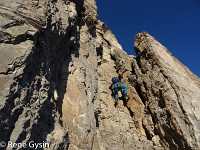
[109,82,127,100]
[109,82,127,94]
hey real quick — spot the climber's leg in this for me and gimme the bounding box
[121,85,129,100]
[121,85,127,94]
[115,92,118,101]
[114,92,118,107]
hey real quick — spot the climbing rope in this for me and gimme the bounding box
[117,103,128,150]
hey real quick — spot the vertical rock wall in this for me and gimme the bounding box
[0,0,200,150]
[94,21,160,150]
[0,0,99,149]
[133,32,200,149]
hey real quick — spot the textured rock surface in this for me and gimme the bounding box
[0,0,200,150]
[133,32,200,149]
[0,0,98,149]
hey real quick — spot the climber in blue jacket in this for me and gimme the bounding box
[109,77,129,104]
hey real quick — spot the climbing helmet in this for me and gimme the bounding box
[112,77,118,83]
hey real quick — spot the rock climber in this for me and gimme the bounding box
[109,77,129,105]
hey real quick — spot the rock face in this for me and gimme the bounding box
[133,32,200,149]
[0,0,200,150]
[134,32,200,149]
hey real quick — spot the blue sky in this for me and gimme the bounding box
[95,0,200,77]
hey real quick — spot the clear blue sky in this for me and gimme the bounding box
[96,0,200,77]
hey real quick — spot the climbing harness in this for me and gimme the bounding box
[117,104,128,150]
